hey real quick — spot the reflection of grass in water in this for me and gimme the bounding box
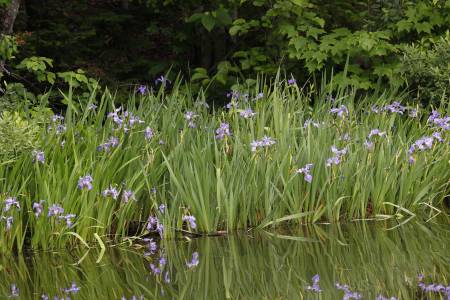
[0,221,448,299]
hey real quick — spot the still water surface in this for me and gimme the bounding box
[0,221,449,299]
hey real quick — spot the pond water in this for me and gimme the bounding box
[0,220,449,299]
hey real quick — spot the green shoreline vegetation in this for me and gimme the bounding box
[0,77,448,252]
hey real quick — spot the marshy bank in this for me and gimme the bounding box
[0,80,449,254]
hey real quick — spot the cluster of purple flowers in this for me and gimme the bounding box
[147,215,164,237]
[326,146,347,167]
[97,136,119,152]
[33,200,45,217]
[335,283,362,300]
[48,114,67,135]
[62,282,80,294]
[32,150,45,163]
[143,238,158,256]
[107,108,145,131]
[78,175,93,191]
[102,185,119,199]
[215,123,231,140]
[371,101,407,115]
[428,110,450,130]
[240,108,256,119]
[306,274,321,292]
[122,190,135,203]
[418,274,450,296]
[184,111,198,128]
[2,197,20,231]
[365,129,386,150]
[182,215,197,229]
[4,197,20,212]
[407,131,446,164]
[250,136,276,152]
[296,163,313,183]
[330,105,349,119]
[46,203,76,228]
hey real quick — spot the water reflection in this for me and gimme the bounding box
[0,220,448,299]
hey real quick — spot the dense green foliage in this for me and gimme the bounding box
[0,80,448,252]
[2,0,450,103]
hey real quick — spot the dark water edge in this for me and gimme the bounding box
[0,220,449,299]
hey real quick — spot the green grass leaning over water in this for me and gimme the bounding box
[0,78,449,252]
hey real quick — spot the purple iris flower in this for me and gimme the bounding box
[32,150,45,163]
[432,132,444,142]
[182,215,197,229]
[4,197,20,212]
[260,136,276,147]
[159,204,166,213]
[78,175,93,191]
[250,136,276,151]
[225,100,238,110]
[215,122,231,140]
[149,263,161,275]
[364,140,374,151]
[102,185,119,200]
[143,238,157,256]
[240,108,256,119]
[147,216,158,231]
[97,136,119,152]
[384,101,406,114]
[186,252,199,268]
[253,92,264,101]
[288,78,296,85]
[368,129,386,139]
[330,105,349,118]
[296,164,313,183]
[409,136,434,154]
[63,282,80,294]
[48,204,64,217]
[51,114,65,123]
[335,283,362,300]
[326,146,347,167]
[306,274,321,293]
[32,200,45,217]
[59,214,76,228]
[137,85,147,95]
[2,216,13,231]
[122,190,134,203]
[428,110,440,123]
[155,75,171,86]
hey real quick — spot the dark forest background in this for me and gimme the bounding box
[2,0,450,103]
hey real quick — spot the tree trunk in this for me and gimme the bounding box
[2,0,21,34]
